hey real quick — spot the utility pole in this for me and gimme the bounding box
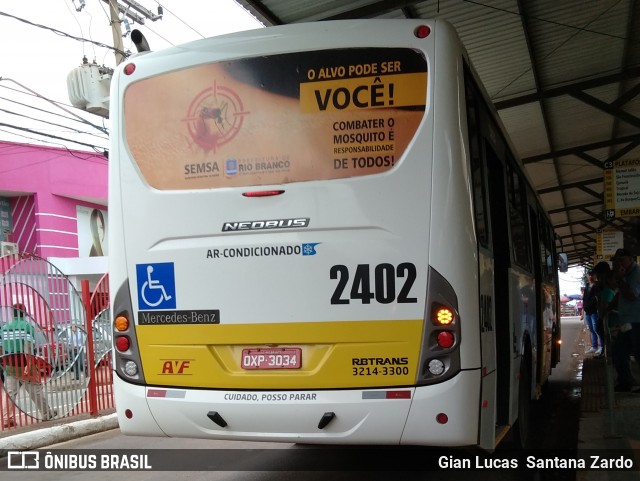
[105,1,163,65]
[67,1,162,115]
[109,1,125,65]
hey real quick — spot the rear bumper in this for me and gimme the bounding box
[114,369,481,446]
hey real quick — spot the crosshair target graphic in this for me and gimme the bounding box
[183,81,249,152]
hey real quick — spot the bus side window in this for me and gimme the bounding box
[537,213,552,282]
[465,68,490,249]
[507,164,532,271]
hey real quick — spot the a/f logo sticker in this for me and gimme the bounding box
[136,263,176,310]
[161,360,191,375]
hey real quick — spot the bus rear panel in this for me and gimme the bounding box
[110,20,486,447]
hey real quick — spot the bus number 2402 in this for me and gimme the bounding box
[330,263,417,305]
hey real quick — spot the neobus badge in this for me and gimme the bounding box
[221,218,310,232]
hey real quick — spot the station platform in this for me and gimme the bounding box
[578,355,640,480]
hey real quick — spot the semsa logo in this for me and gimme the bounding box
[222,218,309,232]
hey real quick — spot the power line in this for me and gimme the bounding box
[0,10,128,59]
[138,21,175,46]
[0,107,108,138]
[0,135,107,160]
[0,132,107,159]
[0,95,109,135]
[63,0,87,57]
[158,3,204,39]
[0,122,107,151]
[0,2,205,153]
[0,79,110,135]
[0,130,107,159]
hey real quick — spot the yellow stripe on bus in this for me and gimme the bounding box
[137,319,423,389]
[299,73,427,113]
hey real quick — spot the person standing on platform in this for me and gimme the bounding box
[599,270,634,391]
[582,268,604,355]
[612,248,640,389]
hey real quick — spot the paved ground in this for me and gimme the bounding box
[577,325,640,481]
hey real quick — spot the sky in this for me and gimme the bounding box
[559,265,585,297]
[0,0,263,153]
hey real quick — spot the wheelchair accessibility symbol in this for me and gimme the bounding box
[136,262,176,310]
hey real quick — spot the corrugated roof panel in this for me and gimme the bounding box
[412,0,537,100]
[372,10,407,20]
[556,156,602,184]
[577,82,640,143]
[236,0,639,266]
[540,190,568,212]
[545,95,616,150]
[584,82,629,104]
[616,81,640,138]
[526,0,629,87]
[524,161,560,191]
[499,103,549,158]
[587,146,621,160]
[255,0,356,23]
[258,0,416,23]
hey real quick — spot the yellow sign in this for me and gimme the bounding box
[595,227,623,259]
[300,73,428,113]
[604,159,640,219]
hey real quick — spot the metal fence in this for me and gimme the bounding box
[0,253,113,433]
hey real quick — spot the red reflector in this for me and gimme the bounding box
[482,400,489,409]
[436,413,448,424]
[242,190,285,197]
[437,331,455,349]
[124,63,136,75]
[415,25,431,38]
[148,389,167,398]
[386,390,411,399]
[125,409,133,419]
[115,336,130,352]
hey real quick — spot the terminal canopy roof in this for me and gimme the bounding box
[238,0,640,267]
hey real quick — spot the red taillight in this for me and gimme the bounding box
[242,190,285,197]
[124,63,136,75]
[116,336,130,352]
[437,331,455,349]
[415,25,431,39]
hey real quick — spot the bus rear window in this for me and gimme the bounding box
[124,48,427,190]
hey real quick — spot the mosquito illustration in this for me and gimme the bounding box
[200,101,229,133]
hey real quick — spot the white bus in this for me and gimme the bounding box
[109,19,562,450]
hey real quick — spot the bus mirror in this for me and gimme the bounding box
[557,253,568,273]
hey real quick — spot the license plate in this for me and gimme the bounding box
[241,348,302,370]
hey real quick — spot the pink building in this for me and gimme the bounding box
[0,140,108,279]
